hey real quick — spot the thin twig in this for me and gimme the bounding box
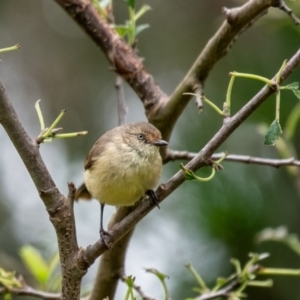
[115,75,127,126]
[164,149,300,168]
[196,279,240,300]
[213,153,300,168]
[192,83,204,112]
[276,0,300,25]
[120,275,156,300]
[0,286,60,300]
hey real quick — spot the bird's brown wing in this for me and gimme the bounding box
[74,183,92,201]
[84,130,113,170]
[76,130,116,201]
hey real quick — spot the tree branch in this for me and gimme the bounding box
[89,207,135,300]
[2,1,298,299]
[53,0,169,123]
[158,0,273,140]
[196,279,240,300]
[78,49,300,266]
[115,75,127,126]
[0,286,60,300]
[50,183,86,299]
[51,0,299,146]
[164,150,300,168]
[277,0,300,25]
[158,0,299,144]
[0,82,62,210]
[0,84,86,299]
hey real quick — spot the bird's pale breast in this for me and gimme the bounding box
[84,141,162,206]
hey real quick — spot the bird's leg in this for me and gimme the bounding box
[146,189,160,209]
[99,203,112,249]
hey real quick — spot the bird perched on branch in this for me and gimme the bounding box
[75,122,168,247]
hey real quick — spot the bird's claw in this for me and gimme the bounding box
[146,189,160,209]
[100,229,113,249]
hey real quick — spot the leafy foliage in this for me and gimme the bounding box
[264,120,283,146]
[19,245,61,292]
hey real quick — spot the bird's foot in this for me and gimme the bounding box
[100,229,113,250]
[146,189,160,209]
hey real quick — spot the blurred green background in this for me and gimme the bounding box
[0,0,300,299]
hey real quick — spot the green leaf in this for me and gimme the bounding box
[281,82,300,99]
[145,268,169,281]
[19,245,49,285]
[246,279,273,287]
[282,82,299,90]
[0,268,22,288]
[47,252,60,280]
[264,120,282,146]
[231,258,242,274]
[125,0,135,9]
[185,263,209,293]
[134,4,151,21]
[124,275,135,288]
[293,89,300,100]
[180,164,197,180]
[214,277,228,290]
[4,294,12,300]
[114,25,130,37]
[256,253,270,261]
[135,24,150,36]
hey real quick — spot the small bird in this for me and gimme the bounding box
[75,122,168,246]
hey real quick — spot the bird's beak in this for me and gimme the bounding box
[152,139,168,147]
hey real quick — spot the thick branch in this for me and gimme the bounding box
[51,0,296,146]
[0,82,62,210]
[49,183,86,299]
[0,84,86,299]
[53,0,168,118]
[159,0,290,142]
[79,49,300,266]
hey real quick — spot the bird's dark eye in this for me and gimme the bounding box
[137,133,145,140]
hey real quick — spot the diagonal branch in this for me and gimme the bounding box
[52,0,299,145]
[159,0,299,142]
[0,84,86,299]
[79,48,300,266]
[277,0,300,25]
[53,0,168,121]
[0,82,62,210]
